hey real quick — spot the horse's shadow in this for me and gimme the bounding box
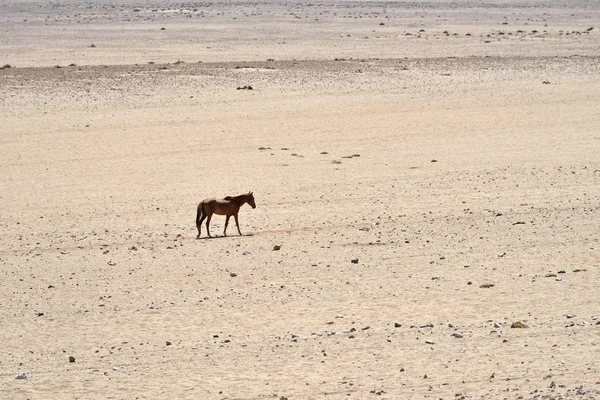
[197,233,254,240]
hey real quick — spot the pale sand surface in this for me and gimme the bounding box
[1,1,600,399]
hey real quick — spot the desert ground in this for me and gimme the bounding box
[1,0,599,398]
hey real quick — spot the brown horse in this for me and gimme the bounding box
[196,192,256,238]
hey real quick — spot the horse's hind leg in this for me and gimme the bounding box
[224,215,231,236]
[197,214,206,238]
[205,213,212,237]
[234,213,242,236]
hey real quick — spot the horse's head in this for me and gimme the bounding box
[247,191,256,209]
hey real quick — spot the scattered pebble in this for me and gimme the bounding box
[351,258,359,264]
[273,245,281,251]
[15,373,27,380]
[511,321,528,328]
[451,332,463,338]
[69,356,75,363]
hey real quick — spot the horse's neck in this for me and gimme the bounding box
[227,195,246,205]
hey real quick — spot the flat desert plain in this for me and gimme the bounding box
[1,0,599,399]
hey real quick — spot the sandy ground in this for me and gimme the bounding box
[1,0,600,399]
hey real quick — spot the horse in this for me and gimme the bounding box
[196,192,256,238]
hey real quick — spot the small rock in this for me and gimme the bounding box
[566,314,574,319]
[15,373,27,380]
[229,272,237,277]
[351,258,359,264]
[394,322,401,328]
[335,314,344,318]
[166,341,172,346]
[557,270,566,274]
[273,245,281,251]
[69,356,75,363]
[451,332,463,338]
[242,251,251,255]
[425,340,435,345]
[494,322,501,328]
[511,321,528,328]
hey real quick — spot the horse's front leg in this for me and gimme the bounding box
[224,215,231,236]
[234,213,242,236]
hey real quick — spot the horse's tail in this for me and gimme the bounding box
[196,201,204,223]
[196,201,205,238]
